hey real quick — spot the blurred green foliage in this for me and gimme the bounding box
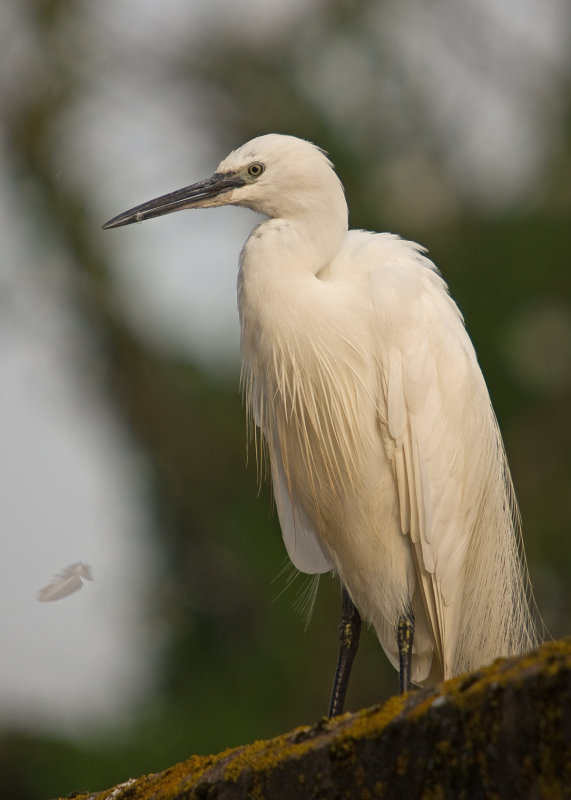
[1,0,570,797]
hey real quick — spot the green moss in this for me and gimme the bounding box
[341,694,406,741]
[59,639,570,800]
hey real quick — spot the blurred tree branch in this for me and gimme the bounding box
[5,0,271,692]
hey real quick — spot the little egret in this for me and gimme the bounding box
[103,134,538,715]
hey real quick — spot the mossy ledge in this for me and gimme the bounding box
[58,638,570,800]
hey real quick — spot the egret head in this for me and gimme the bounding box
[102,134,347,229]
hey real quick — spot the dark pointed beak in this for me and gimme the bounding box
[102,172,245,229]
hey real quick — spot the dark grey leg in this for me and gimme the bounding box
[328,586,362,717]
[397,611,415,694]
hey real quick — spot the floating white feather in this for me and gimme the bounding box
[37,562,93,602]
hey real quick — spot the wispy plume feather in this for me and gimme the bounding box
[37,562,93,602]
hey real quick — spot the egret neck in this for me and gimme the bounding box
[237,170,348,338]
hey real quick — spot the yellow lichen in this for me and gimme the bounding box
[56,639,570,800]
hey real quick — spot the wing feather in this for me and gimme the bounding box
[270,435,333,574]
[37,562,93,602]
[373,240,483,679]
[245,367,333,576]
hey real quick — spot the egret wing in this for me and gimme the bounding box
[244,372,333,575]
[270,436,334,574]
[370,237,486,678]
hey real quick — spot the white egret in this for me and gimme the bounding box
[103,134,538,714]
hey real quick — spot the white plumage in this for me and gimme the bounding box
[37,562,93,602]
[103,134,538,691]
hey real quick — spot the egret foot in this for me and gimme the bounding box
[328,587,362,717]
[397,612,415,694]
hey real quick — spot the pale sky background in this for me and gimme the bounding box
[0,0,569,735]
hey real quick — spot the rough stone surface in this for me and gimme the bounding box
[60,638,571,800]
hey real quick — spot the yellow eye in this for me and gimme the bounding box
[247,162,265,177]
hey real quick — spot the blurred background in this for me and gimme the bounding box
[1,0,570,797]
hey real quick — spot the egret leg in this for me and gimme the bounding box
[328,586,362,717]
[397,612,415,694]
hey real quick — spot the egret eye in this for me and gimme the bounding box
[247,162,265,178]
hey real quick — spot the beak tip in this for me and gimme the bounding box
[101,214,135,230]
